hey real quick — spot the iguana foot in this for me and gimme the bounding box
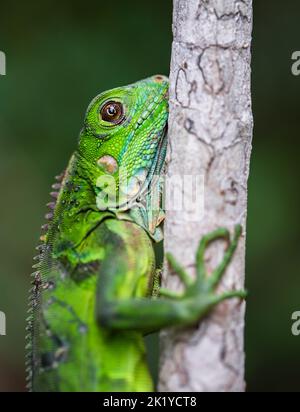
[161,225,247,321]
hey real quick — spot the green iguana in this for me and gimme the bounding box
[27,75,246,392]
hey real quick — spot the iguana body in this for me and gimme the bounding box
[27,76,246,392]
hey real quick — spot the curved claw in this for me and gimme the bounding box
[165,252,193,288]
[196,227,230,284]
[211,289,247,305]
[207,224,243,290]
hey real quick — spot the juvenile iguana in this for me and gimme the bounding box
[27,75,246,392]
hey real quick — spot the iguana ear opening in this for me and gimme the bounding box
[97,155,119,174]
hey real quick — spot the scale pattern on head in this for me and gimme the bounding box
[78,75,169,208]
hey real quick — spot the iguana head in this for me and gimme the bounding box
[77,75,169,236]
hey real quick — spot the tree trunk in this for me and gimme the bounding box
[159,0,253,392]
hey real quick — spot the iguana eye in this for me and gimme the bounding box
[100,101,124,124]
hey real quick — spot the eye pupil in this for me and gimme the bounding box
[100,101,124,124]
[107,105,116,115]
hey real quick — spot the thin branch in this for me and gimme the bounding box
[159,0,253,392]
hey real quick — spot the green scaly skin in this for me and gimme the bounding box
[27,75,246,392]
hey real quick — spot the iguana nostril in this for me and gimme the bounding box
[153,75,166,83]
[97,155,118,174]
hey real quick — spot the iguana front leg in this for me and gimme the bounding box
[97,225,246,334]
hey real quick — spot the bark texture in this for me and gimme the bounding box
[159,0,253,392]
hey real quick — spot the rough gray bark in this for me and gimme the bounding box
[159,0,253,392]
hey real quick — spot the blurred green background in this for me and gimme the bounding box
[0,0,299,392]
